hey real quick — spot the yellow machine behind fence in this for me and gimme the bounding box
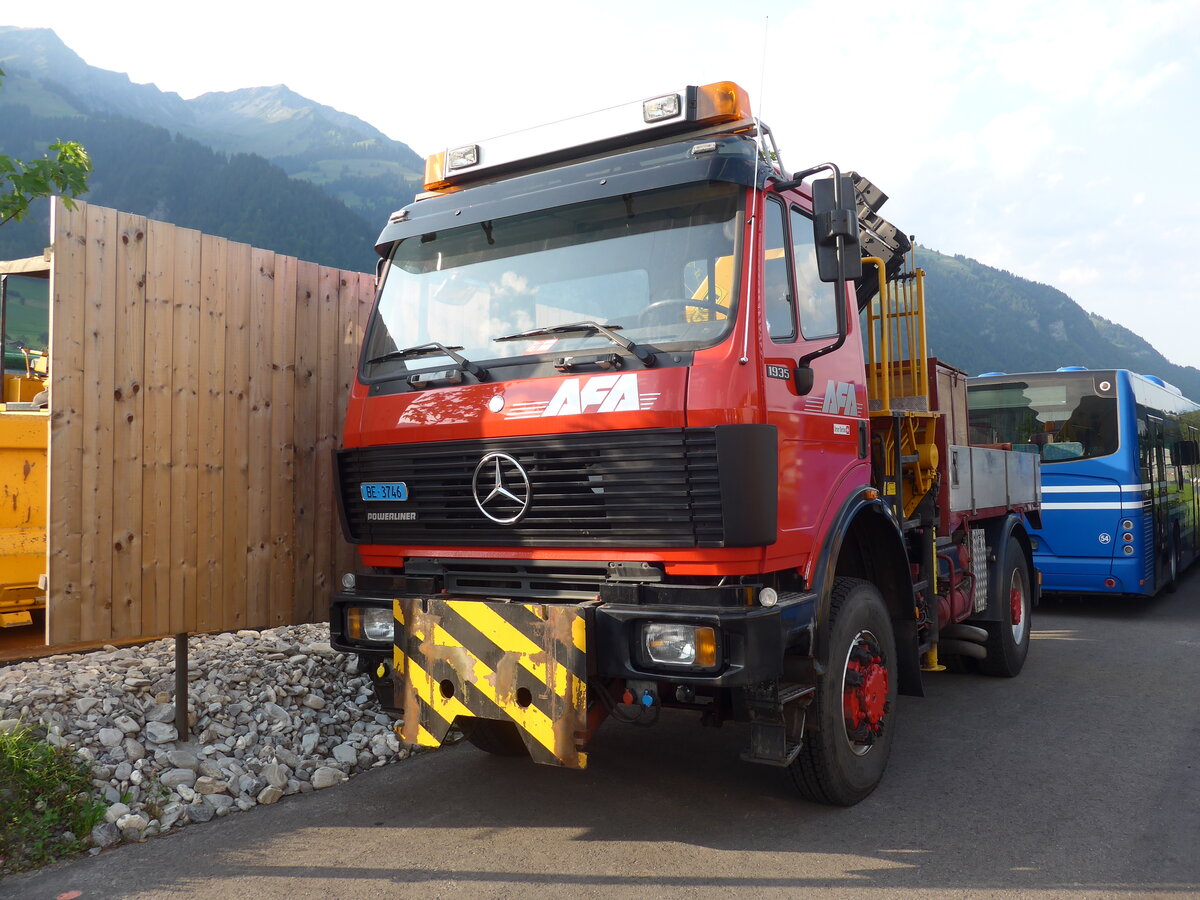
[0,255,51,630]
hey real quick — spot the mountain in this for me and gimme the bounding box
[0,26,424,225]
[0,103,378,273]
[1,26,1198,398]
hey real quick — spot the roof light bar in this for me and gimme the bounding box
[422,81,753,192]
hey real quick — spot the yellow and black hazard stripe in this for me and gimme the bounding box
[394,596,589,768]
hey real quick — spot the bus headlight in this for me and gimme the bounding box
[347,606,394,643]
[643,623,717,667]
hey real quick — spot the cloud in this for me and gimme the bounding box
[1094,60,1186,108]
[976,106,1055,178]
[1057,266,1101,286]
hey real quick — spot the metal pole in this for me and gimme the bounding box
[1,274,8,382]
[175,633,189,741]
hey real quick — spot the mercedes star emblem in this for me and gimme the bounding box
[472,452,531,524]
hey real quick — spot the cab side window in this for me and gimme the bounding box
[764,197,795,342]
[790,207,838,339]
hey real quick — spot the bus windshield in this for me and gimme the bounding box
[968,376,1120,462]
[362,181,743,379]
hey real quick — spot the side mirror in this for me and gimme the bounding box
[794,365,815,396]
[811,175,862,283]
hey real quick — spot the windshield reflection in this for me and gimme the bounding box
[362,182,743,377]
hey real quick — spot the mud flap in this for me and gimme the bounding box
[394,597,590,768]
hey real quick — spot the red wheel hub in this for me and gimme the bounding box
[843,639,889,741]
[1010,583,1024,625]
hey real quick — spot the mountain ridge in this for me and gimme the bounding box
[1,25,1197,397]
[0,26,423,223]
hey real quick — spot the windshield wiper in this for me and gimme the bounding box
[366,342,489,382]
[493,321,656,368]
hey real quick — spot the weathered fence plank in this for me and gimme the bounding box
[44,200,367,646]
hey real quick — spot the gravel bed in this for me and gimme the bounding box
[0,624,408,852]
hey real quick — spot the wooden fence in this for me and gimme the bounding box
[46,198,372,645]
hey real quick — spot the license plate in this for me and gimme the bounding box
[360,482,408,501]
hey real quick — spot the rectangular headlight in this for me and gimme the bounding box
[447,144,480,170]
[643,623,717,667]
[347,606,394,643]
[643,92,681,122]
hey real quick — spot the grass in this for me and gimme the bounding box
[0,723,107,875]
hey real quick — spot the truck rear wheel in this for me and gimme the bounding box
[790,577,897,806]
[978,541,1031,677]
[457,717,529,757]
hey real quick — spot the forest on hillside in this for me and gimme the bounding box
[0,106,378,273]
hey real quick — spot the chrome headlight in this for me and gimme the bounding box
[642,623,717,667]
[347,606,394,643]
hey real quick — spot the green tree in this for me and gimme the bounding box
[0,66,91,227]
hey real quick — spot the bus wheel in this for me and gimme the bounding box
[1165,530,1179,594]
[979,541,1031,677]
[790,577,897,806]
[457,718,529,757]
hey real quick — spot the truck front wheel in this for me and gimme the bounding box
[790,577,898,806]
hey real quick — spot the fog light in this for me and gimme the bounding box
[341,572,357,590]
[643,92,681,122]
[447,144,479,169]
[758,587,779,607]
[643,623,717,667]
[347,606,394,643]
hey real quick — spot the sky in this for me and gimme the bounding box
[10,0,1200,369]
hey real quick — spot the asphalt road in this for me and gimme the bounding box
[5,574,1200,900]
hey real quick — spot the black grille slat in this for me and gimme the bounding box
[337,427,727,548]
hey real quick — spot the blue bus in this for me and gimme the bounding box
[967,368,1200,597]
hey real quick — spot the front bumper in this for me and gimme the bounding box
[330,587,816,768]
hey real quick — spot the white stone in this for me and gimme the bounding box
[146,703,176,723]
[116,812,149,832]
[204,793,235,812]
[145,721,178,743]
[161,768,197,789]
[104,802,131,823]
[311,766,344,789]
[167,748,199,769]
[194,776,227,795]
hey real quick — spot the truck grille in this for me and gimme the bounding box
[337,428,739,548]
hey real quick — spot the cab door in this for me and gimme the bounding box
[760,194,869,571]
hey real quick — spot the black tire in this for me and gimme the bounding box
[978,540,1031,677]
[1164,529,1179,594]
[790,577,898,806]
[457,717,529,757]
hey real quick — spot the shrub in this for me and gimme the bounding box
[0,724,107,874]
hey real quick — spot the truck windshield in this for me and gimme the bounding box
[362,181,743,378]
[967,377,1119,462]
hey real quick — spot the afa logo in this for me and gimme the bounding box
[502,373,660,420]
[822,380,860,416]
[544,373,641,416]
